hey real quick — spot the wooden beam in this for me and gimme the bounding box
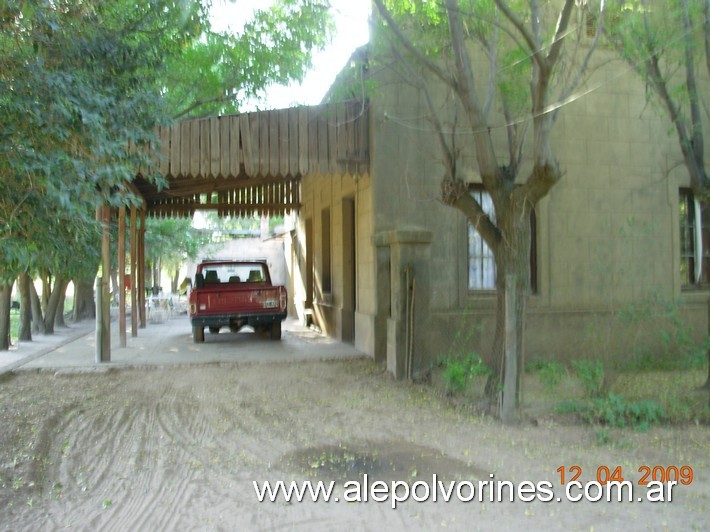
[169,124,181,178]
[229,115,240,177]
[288,107,298,176]
[149,201,300,215]
[99,205,111,362]
[259,111,269,176]
[159,126,170,177]
[138,209,146,328]
[270,110,280,176]
[298,106,309,175]
[220,115,230,178]
[210,116,220,178]
[199,118,210,177]
[180,120,191,178]
[318,107,329,175]
[240,114,254,175]
[130,205,138,337]
[118,206,126,348]
[309,109,318,175]
[279,109,289,177]
[141,175,300,200]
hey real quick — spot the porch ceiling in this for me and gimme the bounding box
[133,101,369,218]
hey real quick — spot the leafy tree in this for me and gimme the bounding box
[371,0,605,416]
[0,0,333,347]
[604,0,710,388]
[144,217,209,293]
[165,0,333,118]
[0,0,187,340]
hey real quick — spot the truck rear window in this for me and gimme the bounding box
[201,264,266,284]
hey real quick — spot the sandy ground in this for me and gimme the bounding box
[0,357,708,530]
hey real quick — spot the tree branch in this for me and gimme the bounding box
[546,0,576,68]
[391,45,457,179]
[445,0,499,180]
[172,95,230,120]
[681,0,704,165]
[482,5,499,120]
[554,2,606,122]
[372,0,456,91]
[494,0,546,73]
[450,185,502,249]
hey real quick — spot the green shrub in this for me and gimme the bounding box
[572,359,606,398]
[588,394,664,431]
[442,360,467,394]
[439,354,492,395]
[537,362,566,393]
[556,394,665,431]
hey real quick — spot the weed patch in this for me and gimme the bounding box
[556,394,664,431]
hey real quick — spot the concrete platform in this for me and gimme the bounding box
[1,315,366,375]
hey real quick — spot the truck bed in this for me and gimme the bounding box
[188,260,287,343]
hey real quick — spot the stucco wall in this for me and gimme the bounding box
[295,166,376,354]
[368,48,710,366]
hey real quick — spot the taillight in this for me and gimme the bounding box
[279,287,287,311]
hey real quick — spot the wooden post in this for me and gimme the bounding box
[118,206,126,348]
[138,209,147,328]
[130,206,138,337]
[501,274,517,424]
[98,205,111,362]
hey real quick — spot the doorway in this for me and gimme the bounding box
[342,198,356,343]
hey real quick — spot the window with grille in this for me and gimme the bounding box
[679,188,710,287]
[467,188,537,292]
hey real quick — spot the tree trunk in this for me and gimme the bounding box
[54,280,68,328]
[483,203,532,414]
[30,281,46,335]
[152,258,161,294]
[171,269,181,294]
[73,278,96,322]
[40,271,51,315]
[0,282,11,350]
[43,276,67,335]
[18,272,32,342]
[110,267,119,305]
[145,261,153,294]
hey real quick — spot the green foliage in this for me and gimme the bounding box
[442,360,468,394]
[536,362,566,393]
[439,353,492,395]
[555,394,664,431]
[0,0,332,285]
[165,0,333,117]
[571,359,606,398]
[145,217,208,272]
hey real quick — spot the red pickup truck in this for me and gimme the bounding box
[188,260,287,343]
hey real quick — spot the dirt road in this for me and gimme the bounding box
[1,359,707,530]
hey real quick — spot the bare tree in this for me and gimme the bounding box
[605,0,710,388]
[373,0,604,416]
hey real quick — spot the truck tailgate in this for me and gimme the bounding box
[192,286,284,315]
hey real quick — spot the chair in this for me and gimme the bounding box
[248,270,263,282]
[204,270,220,284]
[228,276,241,284]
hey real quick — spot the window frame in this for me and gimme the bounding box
[321,207,332,294]
[679,188,710,289]
[466,187,538,294]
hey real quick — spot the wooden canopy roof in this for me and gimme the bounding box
[134,101,369,218]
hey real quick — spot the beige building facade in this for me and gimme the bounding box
[288,45,710,378]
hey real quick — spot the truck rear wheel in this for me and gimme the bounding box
[193,325,205,343]
[270,321,282,340]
